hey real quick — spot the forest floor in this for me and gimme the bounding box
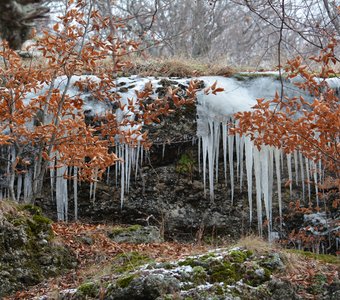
[4,222,339,300]
[5,222,207,299]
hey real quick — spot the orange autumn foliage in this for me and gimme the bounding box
[233,39,340,179]
[0,0,198,201]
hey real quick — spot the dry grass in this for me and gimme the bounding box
[123,57,234,77]
[234,235,279,254]
[0,200,23,220]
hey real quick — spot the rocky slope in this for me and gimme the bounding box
[30,226,340,300]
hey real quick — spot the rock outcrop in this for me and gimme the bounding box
[0,201,76,297]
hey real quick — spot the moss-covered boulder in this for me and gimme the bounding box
[108,225,162,244]
[106,274,181,300]
[69,246,288,300]
[0,201,76,297]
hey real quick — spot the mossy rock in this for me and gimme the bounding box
[192,266,208,285]
[116,274,136,288]
[229,249,249,263]
[108,225,162,244]
[106,274,181,300]
[76,281,99,298]
[0,200,76,297]
[210,260,241,284]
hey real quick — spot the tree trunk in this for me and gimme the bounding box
[0,0,49,49]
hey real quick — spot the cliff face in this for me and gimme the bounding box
[0,201,76,297]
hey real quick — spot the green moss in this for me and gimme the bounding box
[110,224,142,236]
[158,262,174,270]
[287,250,340,265]
[8,216,26,227]
[176,153,195,176]
[29,214,52,235]
[112,251,153,273]
[212,284,225,296]
[229,250,248,263]
[116,274,136,288]
[76,281,99,298]
[210,261,240,284]
[243,267,271,287]
[178,258,197,268]
[199,253,217,261]
[20,204,42,215]
[192,266,207,285]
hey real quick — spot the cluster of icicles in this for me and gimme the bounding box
[197,117,322,238]
[196,76,323,238]
[0,75,332,238]
[51,144,146,221]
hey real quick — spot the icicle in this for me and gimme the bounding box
[235,133,240,180]
[50,160,55,203]
[135,142,141,179]
[214,121,220,182]
[239,135,245,190]
[115,147,119,187]
[140,146,144,167]
[106,167,110,185]
[202,136,208,198]
[120,159,125,208]
[162,142,166,160]
[89,182,93,200]
[32,153,39,195]
[274,148,282,229]
[9,146,16,201]
[207,120,215,201]
[228,134,234,204]
[312,161,319,206]
[126,145,132,192]
[294,150,299,186]
[268,147,274,237]
[286,153,293,197]
[299,152,305,202]
[63,167,68,222]
[244,136,253,223]
[124,145,128,191]
[56,166,64,221]
[74,167,78,221]
[260,146,271,238]
[305,158,311,203]
[23,169,32,203]
[254,147,263,236]
[198,137,201,175]
[17,174,22,201]
[318,160,323,184]
[92,167,98,203]
[222,124,228,185]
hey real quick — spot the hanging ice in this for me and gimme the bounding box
[196,76,322,237]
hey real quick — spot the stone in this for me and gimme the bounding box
[0,201,76,297]
[106,274,181,300]
[108,225,162,244]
